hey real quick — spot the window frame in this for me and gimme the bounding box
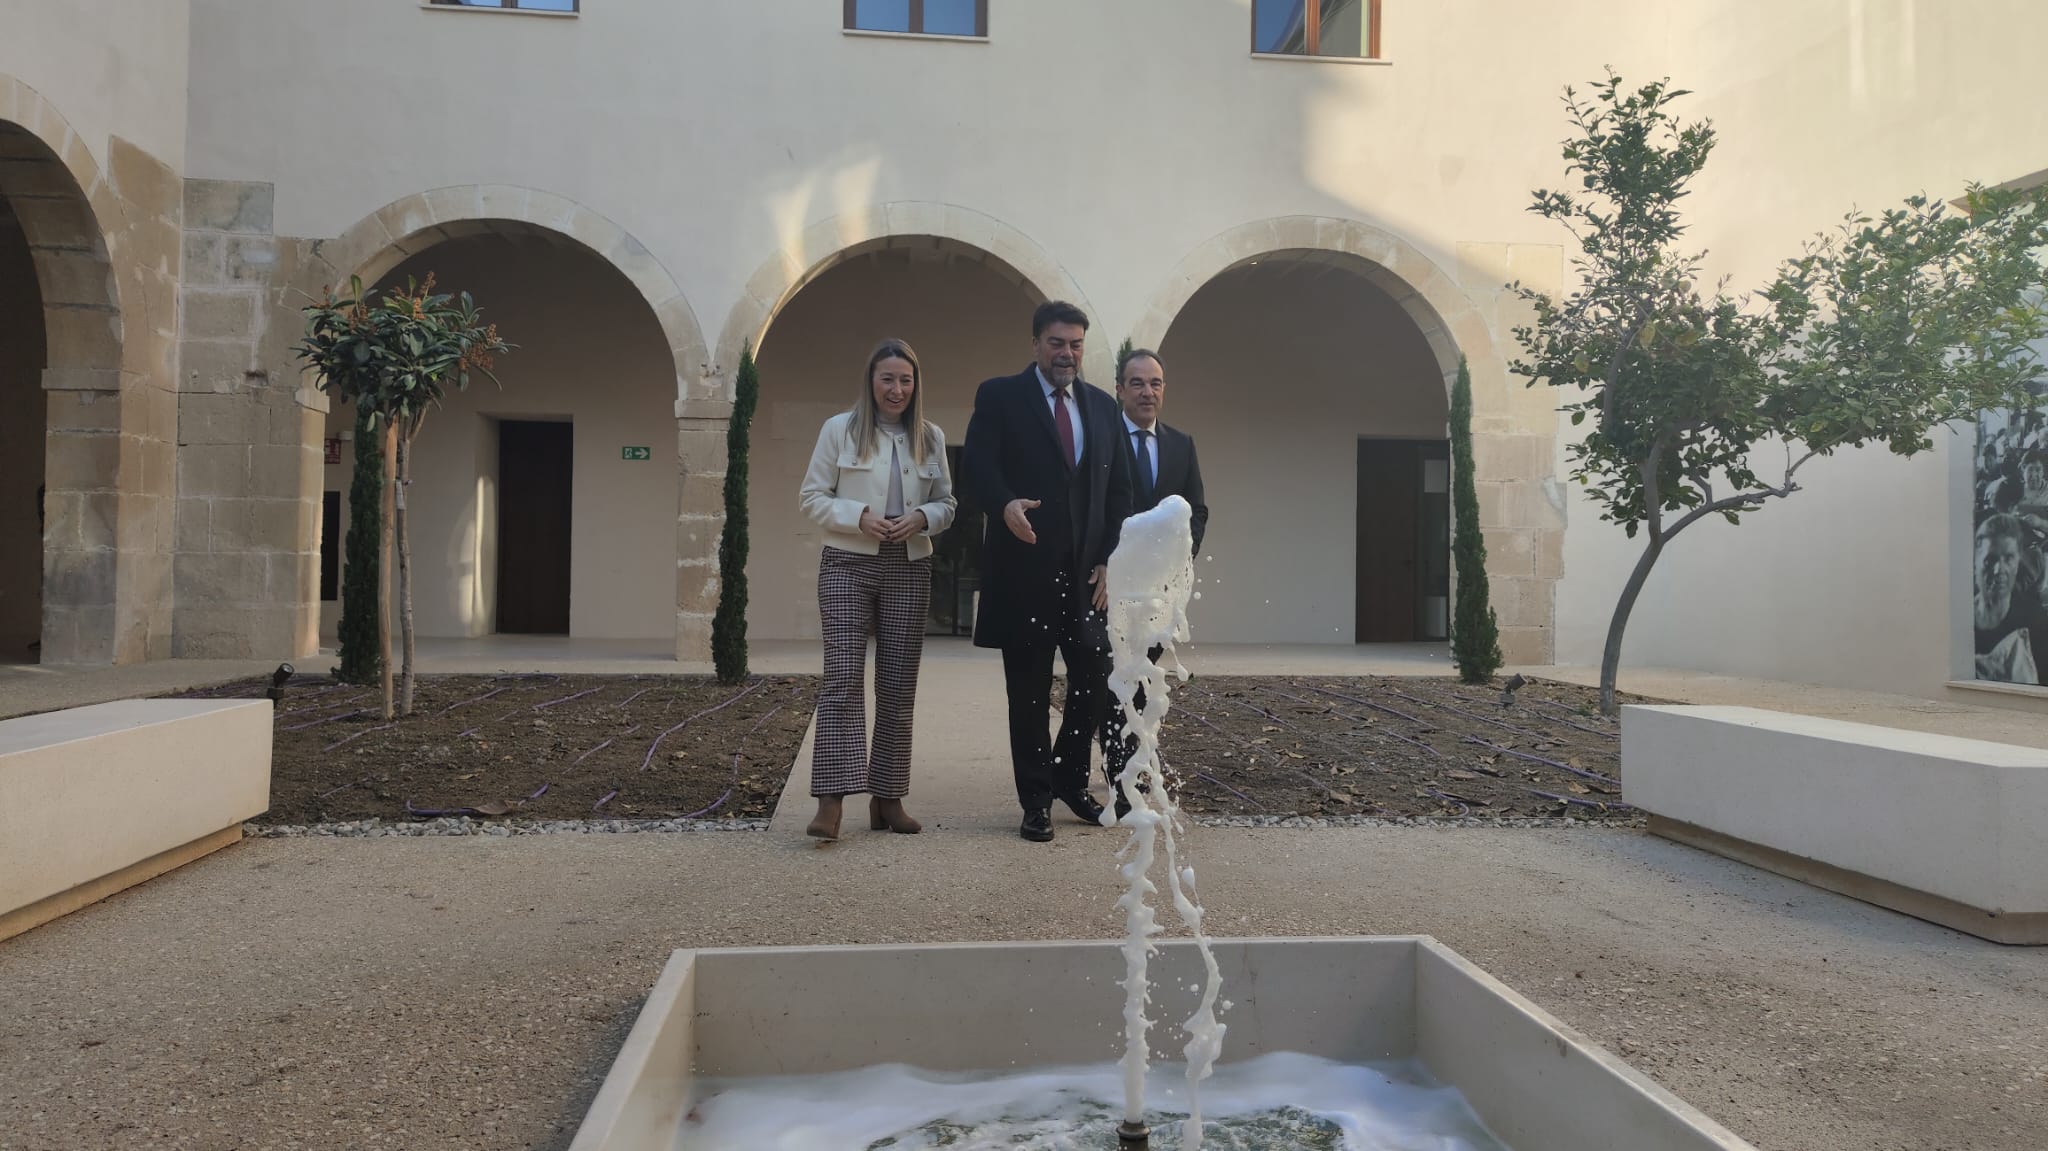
[427,0,581,13]
[843,0,989,39]
[1252,0,1382,60]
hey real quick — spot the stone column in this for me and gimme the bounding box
[171,178,322,659]
[675,385,733,662]
[1455,241,1567,668]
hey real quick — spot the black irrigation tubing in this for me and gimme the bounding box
[325,722,396,753]
[1528,788,1634,812]
[1180,707,1336,796]
[615,686,655,709]
[1450,686,1617,734]
[1256,685,1445,760]
[282,707,371,732]
[639,680,769,771]
[277,688,368,720]
[534,687,602,711]
[1191,771,1262,808]
[679,703,786,820]
[1424,788,1471,816]
[571,739,615,767]
[1302,684,1432,728]
[593,789,618,811]
[1525,699,1620,739]
[1383,688,1548,741]
[438,685,508,714]
[1463,735,1620,787]
[314,775,375,800]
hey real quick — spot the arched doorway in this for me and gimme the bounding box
[317,222,683,646]
[0,113,126,665]
[1155,249,1451,644]
[746,233,1062,640]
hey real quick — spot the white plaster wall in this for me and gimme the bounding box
[1553,1,2048,698]
[0,0,189,170]
[1159,259,1447,643]
[319,235,676,641]
[182,0,1665,345]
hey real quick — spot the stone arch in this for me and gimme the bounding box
[0,75,138,664]
[714,202,1102,390]
[315,186,709,413]
[1129,215,1504,396]
[1134,215,1561,665]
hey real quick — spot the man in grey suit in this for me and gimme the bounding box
[1101,346,1208,817]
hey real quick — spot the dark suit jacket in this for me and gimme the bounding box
[964,365,1134,649]
[1119,420,1209,557]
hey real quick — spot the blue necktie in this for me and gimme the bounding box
[1133,428,1155,501]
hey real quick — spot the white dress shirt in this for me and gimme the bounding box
[1122,414,1159,484]
[1035,366,1085,464]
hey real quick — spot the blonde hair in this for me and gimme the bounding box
[848,338,936,468]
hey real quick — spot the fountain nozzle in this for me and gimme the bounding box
[1116,1119,1151,1146]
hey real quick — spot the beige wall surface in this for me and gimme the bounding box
[320,235,678,641]
[183,0,1662,346]
[0,0,190,173]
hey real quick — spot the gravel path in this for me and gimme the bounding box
[3,824,2042,1151]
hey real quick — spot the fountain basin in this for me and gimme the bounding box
[567,936,1754,1151]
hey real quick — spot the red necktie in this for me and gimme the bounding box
[1052,386,1077,468]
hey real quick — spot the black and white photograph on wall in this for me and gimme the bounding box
[1973,381,2048,685]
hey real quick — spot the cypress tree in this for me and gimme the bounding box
[337,407,383,685]
[712,342,760,683]
[1450,356,1503,683]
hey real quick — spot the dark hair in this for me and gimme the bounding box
[1116,346,1165,384]
[1979,513,2025,548]
[1031,300,1090,338]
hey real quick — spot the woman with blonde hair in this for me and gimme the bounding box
[798,338,957,840]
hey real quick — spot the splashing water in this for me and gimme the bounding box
[681,1052,1510,1150]
[1101,495,1223,1150]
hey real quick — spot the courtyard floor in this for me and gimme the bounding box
[2,645,2046,1150]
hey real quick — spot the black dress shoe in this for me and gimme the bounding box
[1061,791,1107,826]
[1020,808,1054,842]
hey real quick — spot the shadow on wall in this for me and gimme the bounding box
[318,231,678,644]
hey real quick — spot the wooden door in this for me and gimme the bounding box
[497,420,573,634]
[1355,438,1452,642]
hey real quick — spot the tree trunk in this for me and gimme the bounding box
[1599,535,1665,716]
[379,420,398,721]
[397,424,416,718]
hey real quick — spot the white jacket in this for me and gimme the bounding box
[799,411,957,559]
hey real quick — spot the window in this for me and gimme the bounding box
[845,0,987,38]
[1253,0,1381,59]
[429,0,579,12]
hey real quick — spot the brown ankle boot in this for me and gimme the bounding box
[869,797,922,834]
[807,796,843,841]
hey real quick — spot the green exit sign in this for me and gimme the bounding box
[621,446,652,461]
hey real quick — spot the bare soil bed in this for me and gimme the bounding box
[1156,675,1653,821]
[165,673,817,824]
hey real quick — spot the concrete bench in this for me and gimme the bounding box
[1622,705,2047,944]
[1,699,271,942]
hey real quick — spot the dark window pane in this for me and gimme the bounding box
[851,0,912,33]
[923,0,980,36]
[1316,0,1366,56]
[1254,0,1309,54]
